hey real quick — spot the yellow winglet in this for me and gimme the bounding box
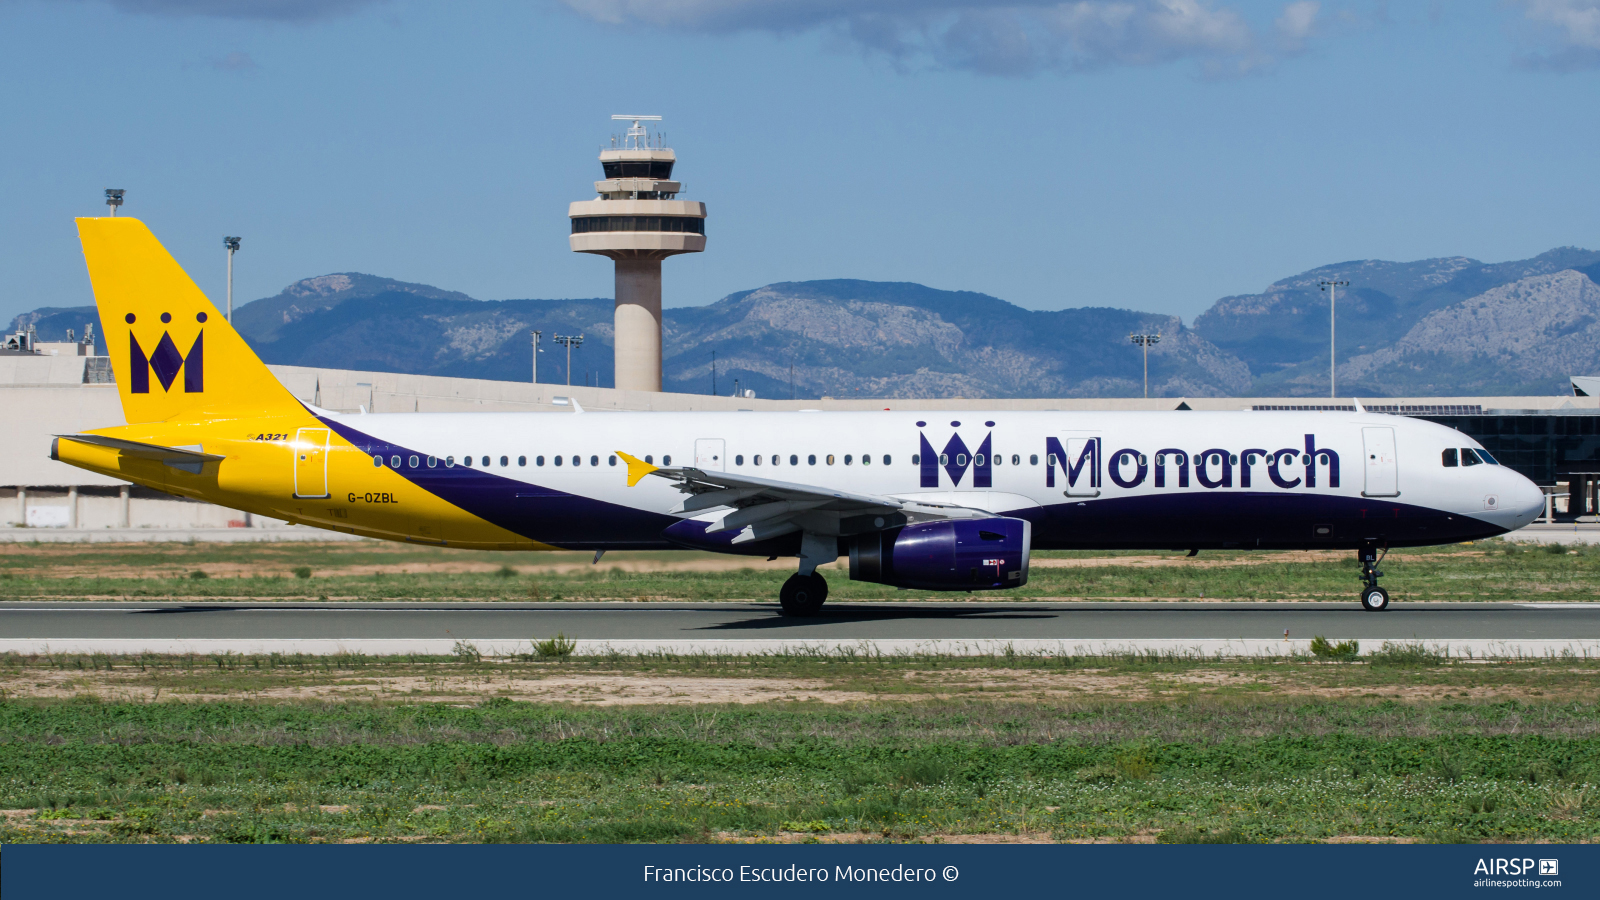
[616,451,659,487]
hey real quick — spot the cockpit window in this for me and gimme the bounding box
[1441,448,1458,467]
[1477,448,1499,465]
[1460,448,1483,467]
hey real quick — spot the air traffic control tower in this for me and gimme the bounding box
[569,115,706,392]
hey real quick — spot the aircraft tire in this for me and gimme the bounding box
[779,573,828,616]
[1360,586,1390,612]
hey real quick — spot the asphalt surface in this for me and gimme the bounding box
[1,601,1596,641]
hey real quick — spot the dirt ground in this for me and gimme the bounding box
[3,664,1591,706]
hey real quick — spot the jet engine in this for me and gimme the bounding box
[848,517,1031,591]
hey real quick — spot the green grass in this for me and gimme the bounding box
[1,539,1597,602]
[0,654,1598,843]
[0,699,1595,844]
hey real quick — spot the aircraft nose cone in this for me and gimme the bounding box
[1513,476,1546,519]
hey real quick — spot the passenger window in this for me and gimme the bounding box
[862,455,871,465]
[956,454,968,466]
[590,455,599,467]
[975,454,985,466]
[736,455,745,466]
[518,456,526,467]
[372,455,382,467]
[427,456,437,468]
[1461,448,1483,467]
[464,456,474,467]
[1442,448,1458,467]
[752,455,760,466]
[1012,455,1020,465]
[445,456,455,468]
[554,456,562,466]
[536,456,544,466]
[500,455,509,467]
[990,454,999,467]
[390,456,401,468]
[409,455,419,468]
[481,456,489,467]
[645,455,653,464]
[911,454,920,465]
[1030,454,1038,465]
[572,456,581,467]
[883,455,891,465]
[807,454,816,465]
[844,455,852,465]
[663,455,672,465]
[827,455,836,465]
[609,455,617,466]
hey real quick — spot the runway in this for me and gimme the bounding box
[2,600,1598,658]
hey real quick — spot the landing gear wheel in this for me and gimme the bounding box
[779,572,828,616]
[1360,586,1390,612]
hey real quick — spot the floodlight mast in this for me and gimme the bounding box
[1129,333,1161,398]
[105,189,124,217]
[554,333,584,386]
[1320,280,1349,398]
[223,237,241,322]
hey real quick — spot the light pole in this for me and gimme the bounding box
[531,330,542,384]
[105,189,124,216]
[1320,280,1349,398]
[1129,333,1161,398]
[223,237,241,322]
[554,333,584,386]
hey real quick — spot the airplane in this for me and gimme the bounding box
[50,218,1547,615]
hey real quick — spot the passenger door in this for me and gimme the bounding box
[694,438,726,472]
[293,427,331,498]
[1361,426,1398,497]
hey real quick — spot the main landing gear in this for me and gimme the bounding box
[1359,543,1390,611]
[779,572,828,617]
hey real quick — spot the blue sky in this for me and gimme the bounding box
[3,0,1599,331]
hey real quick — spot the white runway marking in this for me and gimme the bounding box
[2,638,1598,658]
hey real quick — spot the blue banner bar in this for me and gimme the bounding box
[4,844,1594,899]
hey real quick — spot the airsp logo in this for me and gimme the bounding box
[127,311,205,394]
[1540,859,1559,876]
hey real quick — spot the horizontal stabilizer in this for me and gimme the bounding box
[55,434,225,473]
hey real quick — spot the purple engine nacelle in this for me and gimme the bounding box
[848,517,1031,591]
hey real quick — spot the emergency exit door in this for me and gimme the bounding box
[294,427,331,498]
[695,439,725,472]
[1362,427,1398,497]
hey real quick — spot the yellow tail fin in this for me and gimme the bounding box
[76,217,303,424]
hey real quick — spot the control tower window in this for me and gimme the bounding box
[602,160,675,179]
[572,216,705,235]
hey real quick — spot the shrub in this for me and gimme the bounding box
[533,634,577,658]
[452,640,482,662]
[1369,642,1445,667]
[1310,636,1360,660]
[1114,747,1155,780]
[1542,542,1568,556]
[496,564,519,578]
[292,566,312,579]
[188,570,209,580]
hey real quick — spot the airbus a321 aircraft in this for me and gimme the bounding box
[52,218,1546,615]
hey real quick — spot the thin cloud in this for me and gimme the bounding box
[560,0,1321,77]
[83,0,384,21]
[1513,0,1600,71]
[210,50,259,70]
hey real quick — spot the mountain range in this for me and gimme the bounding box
[15,247,1600,399]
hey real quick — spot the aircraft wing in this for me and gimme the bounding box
[616,451,986,542]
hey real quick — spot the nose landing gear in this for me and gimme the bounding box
[1359,543,1390,611]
